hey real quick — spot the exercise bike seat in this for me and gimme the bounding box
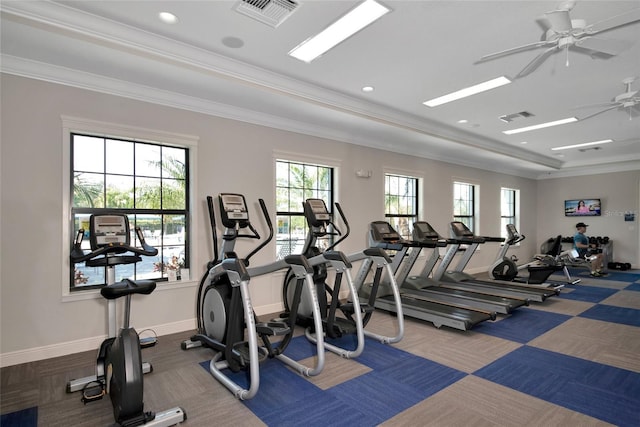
[100,278,156,300]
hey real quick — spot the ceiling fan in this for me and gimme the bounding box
[576,77,640,121]
[476,1,640,78]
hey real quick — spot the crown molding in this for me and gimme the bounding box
[537,160,640,179]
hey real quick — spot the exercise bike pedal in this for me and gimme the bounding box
[139,336,157,348]
[81,383,105,404]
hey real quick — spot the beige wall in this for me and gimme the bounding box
[0,73,617,365]
[536,171,640,266]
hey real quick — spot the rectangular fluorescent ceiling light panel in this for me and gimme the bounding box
[551,139,613,151]
[423,76,511,107]
[288,0,390,63]
[503,117,578,135]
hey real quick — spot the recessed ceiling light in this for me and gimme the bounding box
[520,141,528,144]
[288,0,391,63]
[457,119,468,124]
[362,86,374,92]
[503,117,578,135]
[551,139,613,151]
[159,12,178,24]
[423,76,511,107]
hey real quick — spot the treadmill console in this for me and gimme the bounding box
[450,221,475,238]
[90,214,130,250]
[369,221,401,242]
[413,221,439,240]
[219,193,249,228]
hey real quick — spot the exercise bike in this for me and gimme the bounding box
[181,193,326,400]
[68,214,186,426]
[489,224,563,287]
[281,198,403,359]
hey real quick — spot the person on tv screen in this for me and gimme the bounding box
[573,222,605,277]
[576,200,591,214]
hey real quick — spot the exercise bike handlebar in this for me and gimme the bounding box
[70,227,158,264]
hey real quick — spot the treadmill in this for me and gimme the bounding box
[432,222,561,303]
[363,221,496,331]
[404,221,529,314]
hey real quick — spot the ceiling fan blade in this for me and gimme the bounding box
[572,101,616,110]
[544,10,573,32]
[515,45,558,78]
[576,36,634,56]
[587,7,640,35]
[477,40,549,63]
[579,105,620,120]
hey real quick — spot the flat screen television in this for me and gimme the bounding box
[565,198,601,216]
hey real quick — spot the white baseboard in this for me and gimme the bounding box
[254,302,285,317]
[0,319,196,368]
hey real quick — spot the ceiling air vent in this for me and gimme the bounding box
[499,111,535,123]
[233,0,299,28]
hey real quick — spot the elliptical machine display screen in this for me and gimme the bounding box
[90,215,129,249]
[219,193,249,227]
[304,199,331,227]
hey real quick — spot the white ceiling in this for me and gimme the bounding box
[2,0,639,179]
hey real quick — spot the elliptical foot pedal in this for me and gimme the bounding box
[231,341,267,366]
[256,321,291,336]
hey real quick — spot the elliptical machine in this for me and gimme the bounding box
[68,214,186,427]
[489,224,562,285]
[181,193,325,400]
[281,198,403,359]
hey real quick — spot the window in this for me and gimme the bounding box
[275,160,333,259]
[71,133,189,290]
[500,187,519,240]
[453,181,477,232]
[385,174,418,240]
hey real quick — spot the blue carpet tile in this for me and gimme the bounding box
[558,285,618,303]
[474,346,640,426]
[0,407,37,427]
[579,304,640,327]
[598,272,640,282]
[626,283,640,291]
[201,336,466,426]
[563,269,640,283]
[472,308,571,343]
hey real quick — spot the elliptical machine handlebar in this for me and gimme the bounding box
[327,202,350,251]
[243,198,273,265]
